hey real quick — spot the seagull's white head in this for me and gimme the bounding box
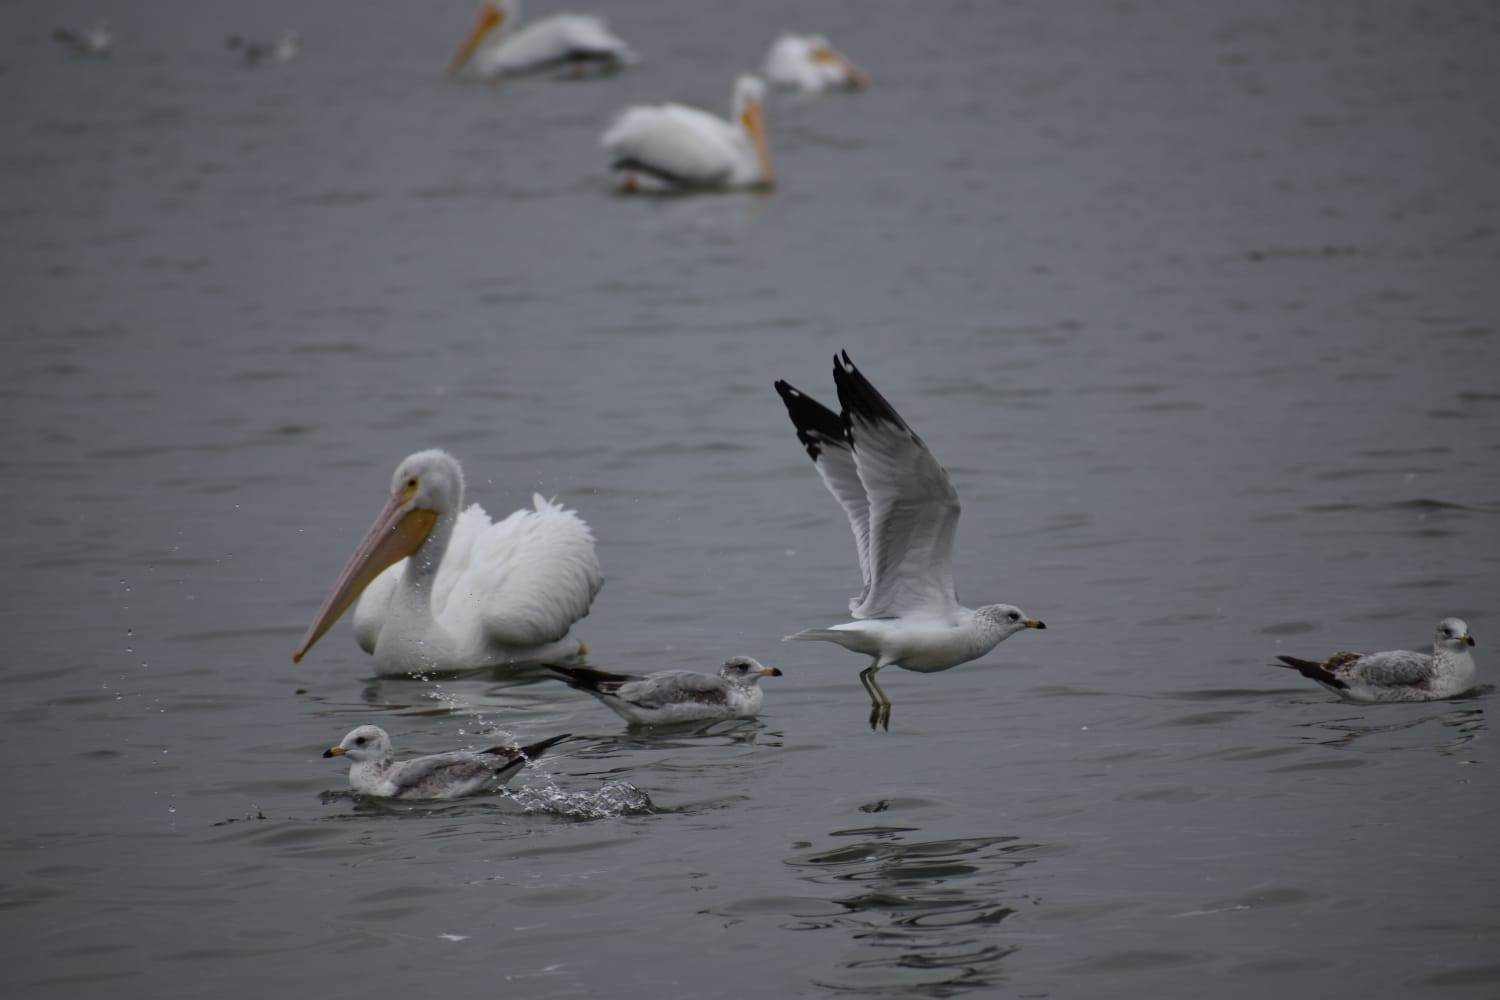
[1435,617,1476,652]
[976,604,1047,639]
[291,449,465,663]
[720,655,783,686]
[324,725,393,763]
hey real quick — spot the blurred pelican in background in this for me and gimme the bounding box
[601,75,773,192]
[448,0,636,80]
[762,33,868,92]
[292,450,603,676]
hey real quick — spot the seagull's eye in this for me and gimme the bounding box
[1008,612,1020,622]
[354,736,366,746]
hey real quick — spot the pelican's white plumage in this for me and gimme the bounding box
[775,353,1045,729]
[762,33,868,93]
[448,0,635,79]
[293,450,602,676]
[601,75,774,191]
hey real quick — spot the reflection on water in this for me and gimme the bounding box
[712,810,1047,997]
[1302,706,1485,760]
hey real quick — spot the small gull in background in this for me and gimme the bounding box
[53,21,112,58]
[549,656,782,725]
[775,352,1046,730]
[323,725,572,799]
[226,30,299,66]
[763,33,869,92]
[1275,617,1479,702]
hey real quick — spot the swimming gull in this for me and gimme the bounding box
[549,656,782,725]
[323,725,572,799]
[774,351,1046,730]
[1275,617,1478,702]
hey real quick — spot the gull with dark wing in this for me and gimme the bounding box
[323,725,571,800]
[774,352,1045,730]
[1275,617,1479,702]
[549,656,782,726]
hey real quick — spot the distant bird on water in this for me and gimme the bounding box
[550,656,783,725]
[324,725,572,799]
[1275,618,1479,702]
[291,449,602,676]
[448,0,636,80]
[601,75,774,192]
[775,352,1046,730]
[763,33,869,93]
[226,30,299,66]
[53,21,112,58]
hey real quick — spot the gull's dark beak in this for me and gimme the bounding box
[1466,635,1476,647]
[1024,619,1046,630]
[323,746,346,758]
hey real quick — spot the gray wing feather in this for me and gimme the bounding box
[616,671,730,709]
[833,354,961,620]
[1348,650,1435,688]
[387,751,501,798]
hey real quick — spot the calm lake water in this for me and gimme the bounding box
[3,0,1499,997]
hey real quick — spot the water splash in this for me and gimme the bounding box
[506,779,655,820]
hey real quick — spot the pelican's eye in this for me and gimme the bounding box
[406,478,418,489]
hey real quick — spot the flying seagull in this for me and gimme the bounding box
[774,351,1045,729]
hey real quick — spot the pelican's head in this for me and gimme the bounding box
[719,655,783,686]
[977,604,1047,639]
[806,35,870,89]
[448,0,516,75]
[324,725,393,763]
[1435,617,1476,652]
[732,74,774,188]
[291,450,464,663]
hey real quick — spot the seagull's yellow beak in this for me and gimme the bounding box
[292,485,437,663]
[1023,619,1046,630]
[760,665,783,677]
[1466,634,1476,647]
[323,745,347,758]
[448,3,505,75]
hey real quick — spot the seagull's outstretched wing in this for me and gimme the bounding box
[774,379,872,613]
[832,352,961,620]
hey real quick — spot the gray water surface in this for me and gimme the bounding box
[3,0,1500,997]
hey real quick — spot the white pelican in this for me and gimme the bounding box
[53,22,112,58]
[1275,618,1479,702]
[549,657,783,726]
[762,33,868,93]
[775,353,1046,730]
[292,449,603,675]
[601,75,774,192]
[447,0,636,79]
[323,725,572,799]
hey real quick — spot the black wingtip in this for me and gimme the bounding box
[519,733,574,759]
[1273,655,1346,689]
[832,351,910,434]
[776,378,846,462]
